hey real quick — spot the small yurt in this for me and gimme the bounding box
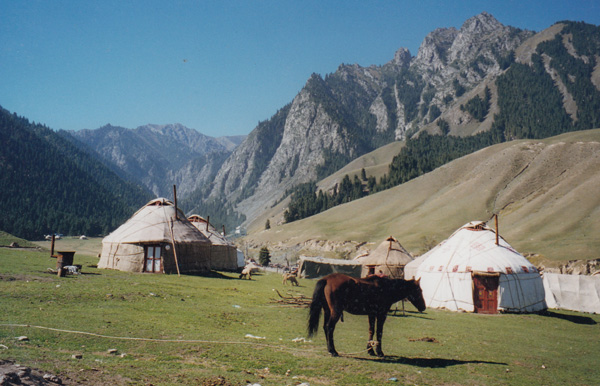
[412,221,546,313]
[355,236,414,278]
[99,198,211,274]
[188,215,238,271]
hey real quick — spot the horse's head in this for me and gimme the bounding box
[406,278,426,312]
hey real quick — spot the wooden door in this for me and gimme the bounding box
[472,274,499,314]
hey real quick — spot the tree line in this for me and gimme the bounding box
[0,107,152,240]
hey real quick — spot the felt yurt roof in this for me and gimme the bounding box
[415,221,537,275]
[103,198,210,245]
[187,214,232,246]
[355,236,413,266]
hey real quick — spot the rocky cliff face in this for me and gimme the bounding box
[67,123,244,197]
[204,12,533,224]
[412,12,533,116]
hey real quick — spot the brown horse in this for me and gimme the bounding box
[307,273,426,357]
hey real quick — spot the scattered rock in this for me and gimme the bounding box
[16,336,29,342]
[71,354,82,360]
[42,373,62,383]
[0,372,19,385]
[0,360,63,385]
[107,349,118,354]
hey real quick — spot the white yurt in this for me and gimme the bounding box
[99,198,211,274]
[409,221,546,313]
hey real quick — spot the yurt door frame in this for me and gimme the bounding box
[472,272,500,314]
[144,245,162,273]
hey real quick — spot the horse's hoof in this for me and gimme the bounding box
[367,348,377,356]
[329,351,339,357]
[376,351,385,357]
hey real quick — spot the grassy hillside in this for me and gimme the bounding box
[247,142,406,235]
[317,141,406,192]
[0,231,39,249]
[1,248,599,386]
[244,129,600,262]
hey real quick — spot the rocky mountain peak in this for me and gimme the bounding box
[391,47,412,67]
[460,11,504,35]
[414,27,458,70]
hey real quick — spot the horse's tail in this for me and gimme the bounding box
[307,278,327,337]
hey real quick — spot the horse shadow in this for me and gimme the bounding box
[353,355,508,368]
[388,310,433,320]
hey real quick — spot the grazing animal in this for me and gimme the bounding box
[239,266,252,280]
[307,273,426,357]
[282,272,299,286]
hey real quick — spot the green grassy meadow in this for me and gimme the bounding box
[1,247,599,385]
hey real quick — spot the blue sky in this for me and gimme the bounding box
[1,0,598,137]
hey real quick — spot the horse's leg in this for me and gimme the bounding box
[321,306,333,355]
[375,313,387,357]
[324,308,342,357]
[367,314,377,356]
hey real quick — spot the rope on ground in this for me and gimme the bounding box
[0,323,324,354]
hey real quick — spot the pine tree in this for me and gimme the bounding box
[258,247,271,266]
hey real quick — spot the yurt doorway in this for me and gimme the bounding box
[472,273,499,314]
[145,245,162,273]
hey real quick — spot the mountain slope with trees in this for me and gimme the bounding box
[194,13,554,225]
[0,107,152,240]
[280,20,600,224]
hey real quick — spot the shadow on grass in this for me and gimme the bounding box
[186,270,241,280]
[353,355,508,368]
[540,310,597,325]
[388,311,434,320]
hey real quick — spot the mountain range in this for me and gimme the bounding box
[64,124,245,198]
[1,12,599,255]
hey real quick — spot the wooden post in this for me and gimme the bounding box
[495,214,499,246]
[50,234,55,257]
[173,185,178,220]
[222,225,226,236]
[169,219,181,277]
[206,216,210,231]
